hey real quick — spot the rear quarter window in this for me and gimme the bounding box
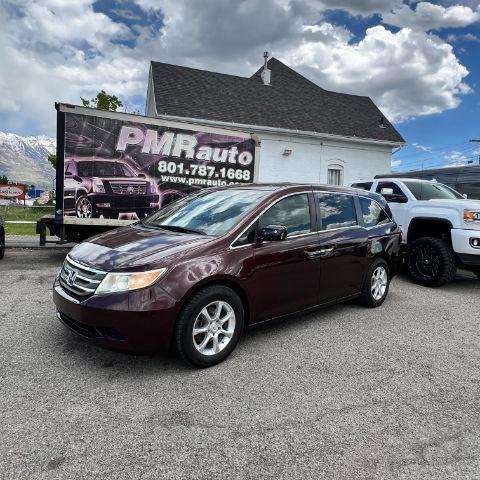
[358,196,390,228]
[317,193,357,230]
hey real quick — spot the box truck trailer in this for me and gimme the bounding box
[37,104,259,244]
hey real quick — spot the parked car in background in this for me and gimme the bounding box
[0,222,4,259]
[351,178,480,286]
[64,158,159,220]
[53,183,401,367]
[375,165,480,200]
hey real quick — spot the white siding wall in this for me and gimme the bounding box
[256,131,392,186]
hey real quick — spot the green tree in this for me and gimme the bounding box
[81,90,123,111]
[0,174,9,184]
[48,154,57,169]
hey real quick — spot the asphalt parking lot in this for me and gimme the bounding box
[1,249,480,480]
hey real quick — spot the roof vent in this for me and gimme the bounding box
[379,117,387,129]
[261,51,271,86]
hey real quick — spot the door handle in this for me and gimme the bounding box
[305,250,322,258]
[305,246,335,258]
[319,246,335,255]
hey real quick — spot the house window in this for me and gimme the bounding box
[327,166,343,186]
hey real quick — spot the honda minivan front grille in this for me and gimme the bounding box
[59,256,106,298]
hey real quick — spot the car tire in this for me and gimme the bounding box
[0,226,5,260]
[174,285,245,368]
[407,237,456,287]
[358,258,390,308]
[75,195,95,218]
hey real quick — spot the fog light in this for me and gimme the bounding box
[96,203,111,208]
[470,238,480,248]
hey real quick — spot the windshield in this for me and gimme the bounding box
[77,161,134,177]
[403,181,464,200]
[142,188,269,236]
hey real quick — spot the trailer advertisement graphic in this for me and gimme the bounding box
[63,111,256,220]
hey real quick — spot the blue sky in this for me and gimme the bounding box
[0,0,479,172]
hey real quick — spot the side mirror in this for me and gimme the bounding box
[381,187,394,195]
[258,225,288,242]
[137,173,146,179]
[65,171,72,177]
[463,193,468,199]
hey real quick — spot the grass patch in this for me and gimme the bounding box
[2,205,55,236]
[5,223,36,236]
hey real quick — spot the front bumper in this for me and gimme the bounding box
[64,194,160,215]
[451,228,480,265]
[90,193,159,211]
[53,277,179,353]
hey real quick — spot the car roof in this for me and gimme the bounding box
[367,178,435,183]
[221,183,384,200]
[223,182,364,192]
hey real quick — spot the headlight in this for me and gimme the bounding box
[92,178,105,193]
[464,210,480,222]
[95,268,167,294]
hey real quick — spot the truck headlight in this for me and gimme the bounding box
[464,210,480,222]
[148,182,157,194]
[92,179,105,193]
[95,268,167,294]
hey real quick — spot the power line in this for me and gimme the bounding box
[393,144,480,170]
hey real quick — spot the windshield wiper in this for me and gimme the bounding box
[156,224,206,235]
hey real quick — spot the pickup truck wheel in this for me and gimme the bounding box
[407,237,456,287]
[75,195,95,219]
[0,226,5,259]
[358,258,390,307]
[174,286,244,368]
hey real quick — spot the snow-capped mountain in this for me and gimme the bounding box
[0,132,56,188]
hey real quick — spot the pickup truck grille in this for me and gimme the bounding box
[59,256,106,298]
[110,182,146,195]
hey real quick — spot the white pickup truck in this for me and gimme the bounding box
[351,178,480,286]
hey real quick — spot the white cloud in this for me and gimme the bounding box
[443,148,478,166]
[0,0,475,135]
[391,159,402,167]
[412,142,433,152]
[383,2,480,31]
[447,32,480,43]
[316,0,402,16]
[282,25,471,122]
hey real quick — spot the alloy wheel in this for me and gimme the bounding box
[413,244,440,280]
[192,301,236,356]
[371,266,387,301]
[76,197,93,218]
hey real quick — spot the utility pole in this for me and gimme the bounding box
[469,139,480,165]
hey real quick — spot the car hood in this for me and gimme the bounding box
[427,199,480,209]
[68,224,214,271]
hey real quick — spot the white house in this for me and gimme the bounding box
[145,56,404,186]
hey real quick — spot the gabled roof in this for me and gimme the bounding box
[149,57,404,144]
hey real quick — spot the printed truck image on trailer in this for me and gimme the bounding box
[64,158,159,220]
[37,104,258,243]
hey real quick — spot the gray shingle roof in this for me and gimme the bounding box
[150,57,404,144]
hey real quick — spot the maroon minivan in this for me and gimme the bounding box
[53,184,401,367]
